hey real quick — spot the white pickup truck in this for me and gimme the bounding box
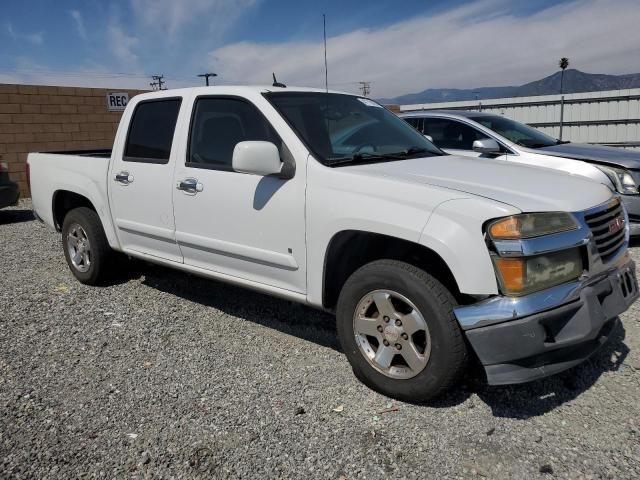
[28,86,638,402]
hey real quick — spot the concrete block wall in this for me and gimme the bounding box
[0,84,147,197]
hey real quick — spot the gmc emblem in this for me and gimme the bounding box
[609,217,624,235]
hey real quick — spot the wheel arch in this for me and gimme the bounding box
[322,229,463,311]
[51,189,120,250]
[52,190,96,231]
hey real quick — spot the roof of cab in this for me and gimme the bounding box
[132,85,353,102]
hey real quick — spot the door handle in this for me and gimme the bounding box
[115,171,134,184]
[177,178,203,194]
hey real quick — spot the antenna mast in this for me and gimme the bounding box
[323,14,328,93]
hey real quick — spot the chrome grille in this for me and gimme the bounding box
[584,199,626,262]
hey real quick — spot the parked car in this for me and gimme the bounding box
[0,161,20,209]
[400,110,640,235]
[28,87,637,402]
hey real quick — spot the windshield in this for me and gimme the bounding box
[265,92,443,166]
[468,114,560,148]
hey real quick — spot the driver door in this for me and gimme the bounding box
[171,95,307,293]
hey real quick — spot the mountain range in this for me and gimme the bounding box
[378,69,640,105]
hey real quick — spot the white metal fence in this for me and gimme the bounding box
[400,88,640,150]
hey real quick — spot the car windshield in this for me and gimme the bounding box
[265,92,443,166]
[468,114,560,148]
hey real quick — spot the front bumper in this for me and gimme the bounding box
[455,256,638,385]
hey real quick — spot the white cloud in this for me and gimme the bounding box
[108,24,140,66]
[207,0,640,98]
[4,22,43,45]
[69,10,87,40]
[130,0,257,37]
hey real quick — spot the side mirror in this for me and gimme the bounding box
[423,134,433,142]
[472,138,501,154]
[232,141,282,177]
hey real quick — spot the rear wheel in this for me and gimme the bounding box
[61,207,113,285]
[336,259,467,402]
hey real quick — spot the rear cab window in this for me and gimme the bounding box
[124,98,182,164]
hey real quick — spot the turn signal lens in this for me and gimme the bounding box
[488,213,578,240]
[493,258,525,293]
[489,217,520,239]
[493,248,583,296]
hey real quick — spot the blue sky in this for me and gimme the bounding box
[1,0,639,97]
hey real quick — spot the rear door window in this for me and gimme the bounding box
[124,98,182,163]
[404,117,423,132]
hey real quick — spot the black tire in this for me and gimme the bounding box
[336,259,467,403]
[61,207,113,285]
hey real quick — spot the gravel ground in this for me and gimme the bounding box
[1,199,640,479]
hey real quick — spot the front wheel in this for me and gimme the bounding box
[336,260,467,402]
[61,207,113,285]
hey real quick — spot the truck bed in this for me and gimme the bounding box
[28,151,112,233]
[43,149,112,158]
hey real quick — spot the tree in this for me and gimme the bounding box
[558,57,569,94]
[558,57,570,140]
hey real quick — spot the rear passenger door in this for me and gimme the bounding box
[171,95,307,293]
[108,97,184,262]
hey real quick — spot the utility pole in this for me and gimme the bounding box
[198,73,217,86]
[358,81,371,97]
[151,74,166,90]
[558,57,569,141]
[323,14,328,93]
[149,81,158,91]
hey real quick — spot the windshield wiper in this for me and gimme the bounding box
[519,142,556,149]
[330,147,430,166]
[518,140,570,149]
[402,146,429,155]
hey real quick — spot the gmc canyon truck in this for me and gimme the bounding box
[28,86,638,402]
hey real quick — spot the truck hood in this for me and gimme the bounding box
[348,155,614,213]
[536,143,640,170]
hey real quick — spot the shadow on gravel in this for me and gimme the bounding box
[127,262,341,351]
[429,320,629,419]
[0,209,34,225]
[107,260,629,417]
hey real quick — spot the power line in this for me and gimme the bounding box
[0,65,375,93]
[197,73,217,86]
[0,65,373,86]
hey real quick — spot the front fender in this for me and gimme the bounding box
[420,198,519,296]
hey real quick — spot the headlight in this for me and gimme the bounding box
[488,212,578,240]
[493,248,583,296]
[596,165,638,195]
